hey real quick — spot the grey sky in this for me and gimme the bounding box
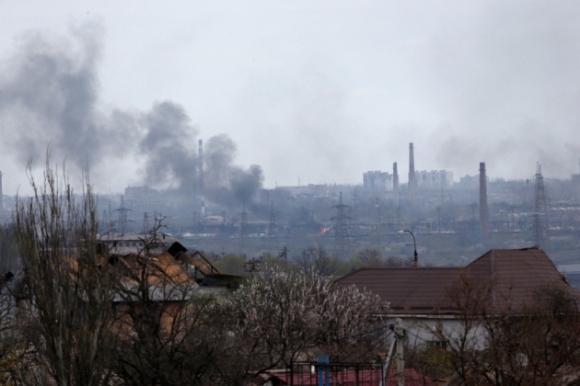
[0,1,579,195]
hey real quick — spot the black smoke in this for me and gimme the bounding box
[0,23,109,168]
[0,21,263,207]
[205,134,264,206]
[139,102,198,191]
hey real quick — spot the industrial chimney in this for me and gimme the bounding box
[408,143,416,198]
[0,171,3,215]
[198,139,204,195]
[479,162,489,242]
[393,162,399,191]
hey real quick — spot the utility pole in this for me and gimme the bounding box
[398,230,418,267]
[382,318,405,386]
[395,318,405,386]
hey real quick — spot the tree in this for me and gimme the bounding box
[434,275,580,386]
[13,157,117,386]
[218,265,384,383]
[0,225,20,273]
[295,244,339,276]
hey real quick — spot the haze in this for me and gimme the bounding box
[0,0,579,195]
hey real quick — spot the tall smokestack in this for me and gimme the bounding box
[408,143,416,198]
[393,162,399,191]
[0,171,3,215]
[479,162,489,242]
[198,139,204,195]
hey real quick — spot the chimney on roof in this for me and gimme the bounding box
[479,162,489,242]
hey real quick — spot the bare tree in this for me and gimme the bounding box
[295,244,339,276]
[434,275,580,386]
[112,220,228,386]
[13,156,116,386]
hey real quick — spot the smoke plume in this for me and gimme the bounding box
[0,21,263,205]
[139,102,198,191]
[205,134,264,205]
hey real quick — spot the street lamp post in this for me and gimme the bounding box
[398,229,418,268]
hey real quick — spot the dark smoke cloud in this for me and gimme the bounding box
[0,22,109,169]
[205,134,236,189]
[0,21,264,206]
[205,134,264,205]
[231,165,264,204]
[139,101,198,191]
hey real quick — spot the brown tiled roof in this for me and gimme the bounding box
[464,247,569,309]
[335,247,570,315]
[336,267,460,315]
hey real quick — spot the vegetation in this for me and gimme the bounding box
[432,277,580,386]
[1,157,580,385]
[0,157,385,385]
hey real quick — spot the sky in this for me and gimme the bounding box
[0,0,580,195]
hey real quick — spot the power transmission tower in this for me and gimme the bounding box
[332,192,352,259]
[531,163,548,247]
[142,212,150,234]
[114,196,131,236]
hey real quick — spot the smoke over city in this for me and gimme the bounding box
[0,22,263,205]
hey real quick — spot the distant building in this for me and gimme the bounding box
[457,174,480,190]
[124,186,162,210]
[363,171,393,192]
[99,233,179,255]
[415,170,453,190]
[275,184,329,198]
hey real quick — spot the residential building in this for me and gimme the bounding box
[416,170,453,190]
[99,233,180,255]
[335,247,572,347]
[363,171,393,192]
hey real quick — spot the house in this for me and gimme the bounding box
[99,232,180,255]
[109,242,242,337]
[335,247,573,347]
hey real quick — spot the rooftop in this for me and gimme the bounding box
[335,247,570,315]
